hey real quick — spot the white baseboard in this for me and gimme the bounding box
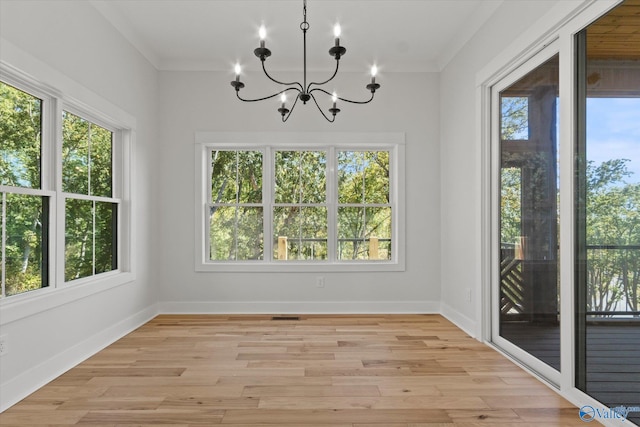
[440,302,478,339]
[159,300,441,314]
[0,304,158,412]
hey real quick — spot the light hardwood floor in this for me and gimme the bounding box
[0,314,591,426]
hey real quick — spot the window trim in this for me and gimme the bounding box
[58,106,122,285]
[194,132,406,272]
[0,60,136,323]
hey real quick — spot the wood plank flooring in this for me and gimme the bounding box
[500,321,640,425]
[0,314,591,426]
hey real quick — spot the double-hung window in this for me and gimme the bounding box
[62,111,118,282]
[196,132,405,272]
[0,65,133,303]
[0,80,50,297]
[209,150,264,261]
[273,150,328,261]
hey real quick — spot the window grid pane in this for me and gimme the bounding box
[275,151,326,204]
[62,112,89,195]
[90,124,113,198]
[0,81,42,189]
[273,206,327,261]
[212,150,262,204]
[62,111,113,197]
[3,193,48,296]
[209,206,263,261]
[65,198,94,281]
[95,202,117,273]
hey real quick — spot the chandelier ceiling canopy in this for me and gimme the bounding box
[230,0,380,122]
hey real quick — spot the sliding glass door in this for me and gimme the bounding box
[492,47,561,382]
[487,0,640,421]
[575,2,640,424]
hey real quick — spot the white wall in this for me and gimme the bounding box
[439,0,583,335]
[157,70,440,313]
[0,1,158,409]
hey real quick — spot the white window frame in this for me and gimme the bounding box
[0,73,56,299]
[195,132,405,272]
[489,41,562,386]
[57,105,125,286]
[0,60,135,324]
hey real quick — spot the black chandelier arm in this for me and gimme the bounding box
[309,88,375,105]
[306,58,341,92]
[261,61,304,92]
[281,92,301,122]
[309,92,336,123]
[236,87,301,103]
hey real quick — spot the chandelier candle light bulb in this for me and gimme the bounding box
[230,63,245,91]
[329,91,340,117]
[333,24,341,47]
[277,92,290,118]
[259,25,267,48]
[230,0,380,122]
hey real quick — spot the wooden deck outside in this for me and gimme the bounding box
[501,321,640,425]
[0,314,590,426]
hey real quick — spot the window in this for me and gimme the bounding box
[1,80,49,298]
[62,111,118,281]
[196,132,405,272]
[0,66,133,303]
[273,150,327,261]
[209,150,263,261]
[338,151,391,261]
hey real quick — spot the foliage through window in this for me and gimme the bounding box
[1,72,129,300]
[63,111,117,281]
[338,151,391,260]
[205,146,396,266]
[209,150,263,261]
[1,81,48,297]
[273,151,327,261]
[501,96,529,140]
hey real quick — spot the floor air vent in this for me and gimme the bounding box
[271,316,300,321]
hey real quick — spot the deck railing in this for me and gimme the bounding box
[275,236,391,260]
[500,242,640,319]
[584,244,640,318]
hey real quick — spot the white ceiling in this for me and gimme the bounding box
[90,0,503,73]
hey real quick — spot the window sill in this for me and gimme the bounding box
[195,261,405,273]
[0,271,135,325]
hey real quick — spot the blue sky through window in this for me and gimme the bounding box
[587,98,640,184]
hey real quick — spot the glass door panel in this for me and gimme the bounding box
[576,2,640,423]
[494,53,561,376]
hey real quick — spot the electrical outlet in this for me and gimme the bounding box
[465,288,472,303]
[0,335,7,357]
[316,276,325,288]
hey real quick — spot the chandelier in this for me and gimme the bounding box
[230,0,380,122]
